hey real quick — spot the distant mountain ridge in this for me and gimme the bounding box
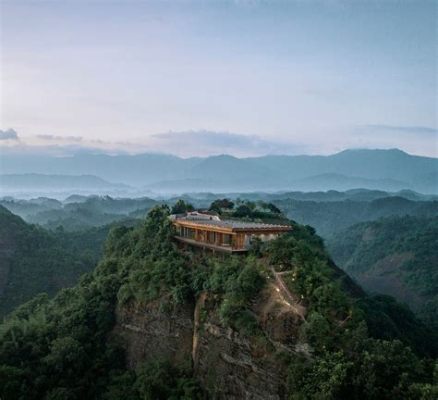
[0,173,131,198]
[0,173,127,189]
[1,149,437,193]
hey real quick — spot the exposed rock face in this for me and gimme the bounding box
[193,284,303,400]
[114,298,195,368]
[114,279,306,399]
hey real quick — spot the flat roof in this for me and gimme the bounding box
[173,217,291,232]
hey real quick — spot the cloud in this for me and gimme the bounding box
[150,130,307,157]
[0,129,120,156]
[36,134,83,142]
[362,124,438,136]
[0,143,119,157]
[0,128,19,141]
[0,129,312,157]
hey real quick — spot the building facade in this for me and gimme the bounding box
[172,213,291,253]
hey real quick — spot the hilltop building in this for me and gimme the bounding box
[171,212,291,253]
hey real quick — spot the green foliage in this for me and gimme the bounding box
[206,199,288,223]
[357,295,438,357]
[112,206,267,336]
[275,196,438,238]
[171,199,195,214]
[327,216,438,328]
[0,205,267,398]
[105,361,204,400]
[267,226,359,355]
[207,258,265,335]
[288,340,436,400]
[232,200,284,220]
[0,265,124,399]
[263,222,438,399]
[0,206,111,317]
[208,198,234,213]
[1,205,437,400]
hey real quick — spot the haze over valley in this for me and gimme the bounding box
[1,148,437,198]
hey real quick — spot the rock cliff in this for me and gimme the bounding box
[114,273,307,399]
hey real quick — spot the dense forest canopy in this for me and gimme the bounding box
[0,206,437,399]
[2,191,436,237]
[328,216,438,329]
[0,206,114,317]
[274,196,438,237]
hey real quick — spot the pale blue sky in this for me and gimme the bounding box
[0,0,437,156]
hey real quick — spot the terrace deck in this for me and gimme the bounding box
[172,214,291,253]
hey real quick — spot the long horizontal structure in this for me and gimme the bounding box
[172,212,292,253]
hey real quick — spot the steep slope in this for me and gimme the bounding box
[1,206,436,399]
[327,216,438,328]
[0,206,109,316]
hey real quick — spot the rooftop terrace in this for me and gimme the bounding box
[174,217,291,231]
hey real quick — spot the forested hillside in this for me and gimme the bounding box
[274,196,438,237]
[1,207,436,399]
[0,196,157,231]
[0,206,110,317]
[327,216,438,328]
[3,191,436,238]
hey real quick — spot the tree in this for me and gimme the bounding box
[171,200,194,214]
[209,198,234,213]
[266,203,281,214]
[233,204,253,218]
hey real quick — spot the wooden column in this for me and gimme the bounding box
[234,233,244,250]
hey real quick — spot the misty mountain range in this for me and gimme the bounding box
[1,148,437,195]
[0,174,127,190]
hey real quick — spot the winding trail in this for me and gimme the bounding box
[269,266,307,321]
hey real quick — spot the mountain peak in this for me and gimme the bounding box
[336,148,408,156]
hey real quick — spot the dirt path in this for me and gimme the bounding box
[269,266,306,321]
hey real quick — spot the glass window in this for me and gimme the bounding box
[223,234,232,245]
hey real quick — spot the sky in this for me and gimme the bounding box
[0,0,437,157]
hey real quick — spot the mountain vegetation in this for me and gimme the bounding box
[1,206,436,399]
[167,194,438,238]
[275,196,438,237]
[0,196,157,231]
[2,190,437,237]
[327,216,438,329]
[0,206,111,317]
[206,198,287,225]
